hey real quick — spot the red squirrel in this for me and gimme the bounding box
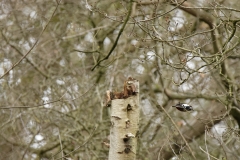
[106,77,137,106]
[123,77,136,98]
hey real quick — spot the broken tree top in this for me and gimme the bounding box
[106,77,139,106]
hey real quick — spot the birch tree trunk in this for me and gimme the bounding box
[108,81,140,160]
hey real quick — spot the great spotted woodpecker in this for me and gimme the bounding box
[172,102,193,112]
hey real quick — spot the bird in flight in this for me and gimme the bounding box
[172,102,193,112]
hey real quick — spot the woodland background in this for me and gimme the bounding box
[1,0,240,159]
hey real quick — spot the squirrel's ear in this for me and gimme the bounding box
[131,83,136,92]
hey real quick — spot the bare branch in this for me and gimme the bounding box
[91,0,133,71]
[0,1,60,79]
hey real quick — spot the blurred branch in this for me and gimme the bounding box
[159,104,196,160]
[21,129,40,160]
[170,0,219,53]
[33,142,60,157]
[171,0,214,28]
[62,25,109,40]
[199,146,219,160]
[0,0,60,79]
[228,55,240,59]
[1,32,49,78]
[164,89,226,102]
[137,0,240,13]
[222,20,240,51]
[91,0,133,71]
[135,0,187,22]
[54,126,97,160]
[73,49,103,54]
[230,108,240,134]
[0,83,96,109]
[155,104,226,159]
[144,87,226,103]
[152,23,220,42]
[58,128,64,160]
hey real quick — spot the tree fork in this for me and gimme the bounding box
[108,78,140,160]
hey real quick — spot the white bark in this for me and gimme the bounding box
[109,94,140,160]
